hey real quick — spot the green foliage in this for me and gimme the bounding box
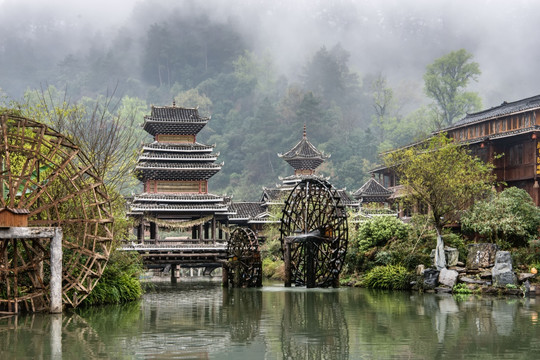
[82,251,144,306]
[424,49,482,128]
[262,257,284,280]
[461,187,540,247]
[384,133,495,234]
[363,265,412,290]
[356,216,410,252]
[453,283,472,294]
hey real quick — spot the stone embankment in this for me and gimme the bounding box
[415,243,537,296]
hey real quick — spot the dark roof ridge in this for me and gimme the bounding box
[449,93,540,129]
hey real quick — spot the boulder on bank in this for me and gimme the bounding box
[439,268,459,288]
[466,243,499,269]
[492,251,516,287]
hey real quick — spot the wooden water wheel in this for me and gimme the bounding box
[280,177,348,288]
[226,227,262,288]
[0,114,113,312]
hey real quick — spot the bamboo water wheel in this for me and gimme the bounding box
[226,227,262,288]
[280,177,348,288]
[0,114,113,312]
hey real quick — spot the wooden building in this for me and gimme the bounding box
[128,104,230,243]
[373,94,540,207]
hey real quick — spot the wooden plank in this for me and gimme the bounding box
[0,227,57,239]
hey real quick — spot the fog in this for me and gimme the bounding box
[1,0,539,107]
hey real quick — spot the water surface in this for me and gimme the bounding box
[1,279,539,359]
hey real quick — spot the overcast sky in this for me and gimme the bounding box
[1,0,539,107]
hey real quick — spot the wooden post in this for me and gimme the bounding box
[284,240,292,287]
[222,263,229,287]
[170,264,178,284]
[211,217,216,244]
[306,240,316,288]
[138,222,145,244]
[50,228,63,314]
[149,222,157,243]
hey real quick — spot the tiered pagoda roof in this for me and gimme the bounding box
[352,176,392,203]
[129,104,229,220]
[135,162,223,181]
[278,125,329,173]
[143,106,209,136]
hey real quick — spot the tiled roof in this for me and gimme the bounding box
[353,177,392,202]
[138,152,219,162]
[149,105,209,122]
[278,126,329,170]
[228,202,266,220]
[261,187,287,203]
[336,189,359,207]
[129,203,229,213]
[142,142,214,153]
[133,193,224,203]
[135,162,222,181]
[449,94,540,129]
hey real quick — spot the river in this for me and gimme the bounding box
[1,278,539,359]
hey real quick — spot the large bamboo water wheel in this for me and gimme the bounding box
[280,177,348,288]
[226,227,262,288]
[0,114,113,312]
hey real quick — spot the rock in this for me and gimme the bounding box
[416,264,425,276]
[449,266,467,273]
[423,268,440,289]
[430,246,460,267]
[459,276,486,285]
[518,273,536,283]
[479,270,493,278]
[439,268,459,288]
[435,287,452,294]
[445,247,459,267]
[492,251,516,287]
[466,243,499,269]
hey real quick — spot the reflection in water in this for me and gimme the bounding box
[222,287,262,342]
[280,290,348,359]
[1,281,540,359]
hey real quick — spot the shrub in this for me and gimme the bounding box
[356,216,410,252]
[262,258,284,280]
[362,265,411,290]
[82,251,144,306]
[461,187,540,247]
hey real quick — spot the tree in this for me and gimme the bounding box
[384,133,495,269]
[20,86,146,199]
[424,49,482,129]
[461,187,540,247]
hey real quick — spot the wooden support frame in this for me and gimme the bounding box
[0,227,62,314]
[0,114,114,309]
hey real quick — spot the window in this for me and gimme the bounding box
[508,144,523,165]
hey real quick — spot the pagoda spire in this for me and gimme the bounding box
[278,125,329,176]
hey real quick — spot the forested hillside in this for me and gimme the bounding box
[1,0,539,200]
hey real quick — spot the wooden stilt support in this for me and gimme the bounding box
[50,228,63,314]
[284,240,292,287]
[222,263,229,287]
[171,264,178,284]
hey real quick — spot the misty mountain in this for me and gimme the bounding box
[1,0,539,199]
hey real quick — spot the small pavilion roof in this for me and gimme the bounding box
[353,176,393,203]
[278,125,329,171]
